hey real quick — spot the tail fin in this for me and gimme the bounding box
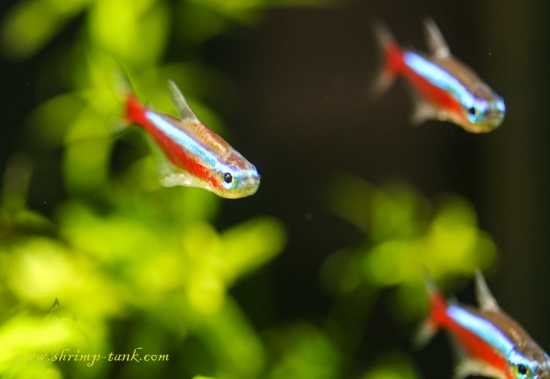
[371,21,403,97]
[112,69,145,130]
[413,273,448,349]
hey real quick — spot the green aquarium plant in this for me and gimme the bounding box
[0,0,500,378]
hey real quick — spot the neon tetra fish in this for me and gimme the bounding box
[418,273,550,379]
[373,19,506,133]
[122,78,260,199]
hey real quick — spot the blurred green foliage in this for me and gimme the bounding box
[0,155,286,379]
[0,0,498,378]
[1,0,300,377]
[323,175,495,319]
[319,175,496,379]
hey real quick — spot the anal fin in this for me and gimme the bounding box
[160,172,199,188]
[454,359,505,379]
[448,334,505,379]
[143,134,207,190]
[410,98,441,126]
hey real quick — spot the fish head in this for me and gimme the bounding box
[212,152,260,199]
[508,343,550,379]
[460,83,506,133]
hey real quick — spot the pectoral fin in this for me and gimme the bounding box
[454,358,504,379]
[160,172,207,188]
[410,93,443,126]
[447,334,503,379]
[143,134,207,190]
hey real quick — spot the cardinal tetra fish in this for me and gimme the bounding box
[120,77,260,198]
[417,273,550,379]
[373,19,505,133]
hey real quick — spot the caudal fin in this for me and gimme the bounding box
[112,69,145,130]
[413,273,448,349]
[371,21,403,97]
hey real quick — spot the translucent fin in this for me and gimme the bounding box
[454,358,504,379]
[111,68,138,134]
[113,69,133,103]
[474,271,500,312]
[413,274,440,349]
[372,21,394,56]
[160,172,207,188]
[447,330,502,379]
[106,113,129,135]
[143,134,208,190]
[424,273,438,297]
[446,334,472,379]
[424,18,451,59]
[168,80,200,122]
[413,315,438,350]
[156,154,207,189]
[371,21,399,97]
[410,92,441,126]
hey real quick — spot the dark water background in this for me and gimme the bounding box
[1,0,550,377]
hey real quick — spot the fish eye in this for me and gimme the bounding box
[468,107,479,117]
[517,364,529,376]
[223,172,233,184]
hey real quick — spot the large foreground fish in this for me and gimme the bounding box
[374,19,505,133]
[122,78,260,199]
[419,273,550,379]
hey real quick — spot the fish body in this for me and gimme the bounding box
[374,19,505,133]
[419,273,550,379]
[123,79,260,199]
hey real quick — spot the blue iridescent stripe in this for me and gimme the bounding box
[447,305,514,356]
[145,111,218,168]
[403,52,477,109]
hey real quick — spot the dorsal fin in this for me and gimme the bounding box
[168,80,200,122]
[424,17,451,59]
[474,271,500,312]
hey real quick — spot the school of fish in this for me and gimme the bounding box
[120,20,505,197]
[114,17,550,379]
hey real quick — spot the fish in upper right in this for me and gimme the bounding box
[373,19,505,133]
[418,272,550,379]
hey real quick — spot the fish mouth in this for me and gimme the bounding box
[485,109,505,129]
[465,108,505,133]
[486,97,506,128]
[239,175,261,196]
[220,173,260,199]
[537,363,550,379]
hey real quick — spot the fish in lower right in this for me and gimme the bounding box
[419,272,550,379]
